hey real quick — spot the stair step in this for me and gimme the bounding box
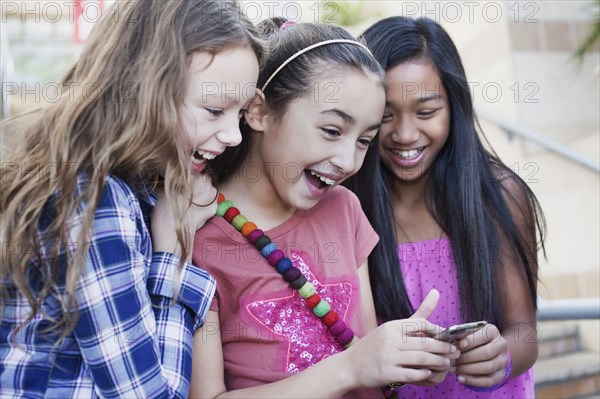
[538,335,580,359]
[535,351,600,398]
[537,321,581,359]
[535,373,600,399]
[535,351,600,386]
[538,321,579,341]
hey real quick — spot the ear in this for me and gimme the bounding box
[244,89,268,132]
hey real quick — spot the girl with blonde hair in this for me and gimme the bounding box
[0,1,263,397]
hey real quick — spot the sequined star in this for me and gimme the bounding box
[245,250,354,373]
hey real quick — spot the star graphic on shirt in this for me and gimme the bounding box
[245,251,354,374]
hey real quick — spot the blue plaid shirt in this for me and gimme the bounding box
[0,175,216,398]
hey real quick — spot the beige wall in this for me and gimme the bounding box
[357,1,599,301]
[355,1,600,349]
[3,0,599,300]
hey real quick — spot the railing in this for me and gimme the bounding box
[537,297,600,320]
[475,106,600,174]
[1,23,14,120]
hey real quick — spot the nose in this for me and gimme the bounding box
[216,115,242,147]
[330,140,356,174]
[390,117,419,145]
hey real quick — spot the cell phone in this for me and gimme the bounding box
[433,321,488,343]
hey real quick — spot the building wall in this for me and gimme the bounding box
[2,0,599,330]
[357,0,599,299]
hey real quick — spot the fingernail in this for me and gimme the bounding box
[451,345,457,352]
[457,375,466,383]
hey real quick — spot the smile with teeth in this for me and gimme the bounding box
[191,149,216,164]
[391,146,425,160]
[309,170,336,186]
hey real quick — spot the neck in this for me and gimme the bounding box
[219,152,295,231]
[392,175,428,210]
[391,175,444,243]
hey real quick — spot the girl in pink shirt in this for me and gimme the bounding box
[345,16,546,399]
[190,18,458,399]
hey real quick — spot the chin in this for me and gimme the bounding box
[289,195,320,211]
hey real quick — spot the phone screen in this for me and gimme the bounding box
[434,321,487,343]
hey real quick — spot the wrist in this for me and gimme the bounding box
[330,347,359,392]
[152,232,192,262]
[464,350,512,392]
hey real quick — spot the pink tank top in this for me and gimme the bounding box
[396,237,535,399]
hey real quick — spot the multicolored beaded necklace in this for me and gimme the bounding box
[216,193,357,349]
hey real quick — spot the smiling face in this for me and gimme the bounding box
[379,61,450,184]
[178,46,259,174]
[253,69,385,210]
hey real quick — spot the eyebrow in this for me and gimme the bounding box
[203,92,243,106]
[322,108,380,132]
[365,122,382,132]
[417,94,444,104]
[210,93,237,100]
[385,93,445,108]
[322,108,355,124]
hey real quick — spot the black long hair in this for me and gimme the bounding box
[344,16,545,328]
[209,17,384,184]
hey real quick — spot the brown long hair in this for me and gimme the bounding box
[211,17,384,185]
[345,16,545,326]
[1,0,263,339]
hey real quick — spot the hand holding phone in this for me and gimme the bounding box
[433,321,487,343]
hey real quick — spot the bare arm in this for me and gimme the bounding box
[357,260,378,332]
[455,176,538,386]
[497,176,538,376]
[189,296,456,399]
[189,311,355,399]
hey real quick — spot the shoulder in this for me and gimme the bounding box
[195,216,236,243]
[192,217,239,267]
[103,175,140,202]
[308,186,372,238]
[73,174,145,229]
[314,185,362,215]
[493,166,531,210]
[90,175,141,214]
[490,164,538,237]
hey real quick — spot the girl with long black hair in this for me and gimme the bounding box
[344,16,545,399]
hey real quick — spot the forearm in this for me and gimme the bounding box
[76,261,182,398]
[78,252,214,398]
[150,296,195,397]
[148,252,217,395]
[502,321,538,376]
[211,351,357,399]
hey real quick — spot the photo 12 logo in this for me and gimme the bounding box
[397,1,539,24]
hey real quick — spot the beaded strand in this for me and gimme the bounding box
[216,193,357,349]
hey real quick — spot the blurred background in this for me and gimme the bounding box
[2,1,599,397]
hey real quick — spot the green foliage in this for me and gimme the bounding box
[574,0,600,63]
[320,1,369,26]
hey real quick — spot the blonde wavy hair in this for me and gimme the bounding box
[0,0,263,338]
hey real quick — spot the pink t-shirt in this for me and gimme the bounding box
[193,186,382,398]
[396,237,535,399]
